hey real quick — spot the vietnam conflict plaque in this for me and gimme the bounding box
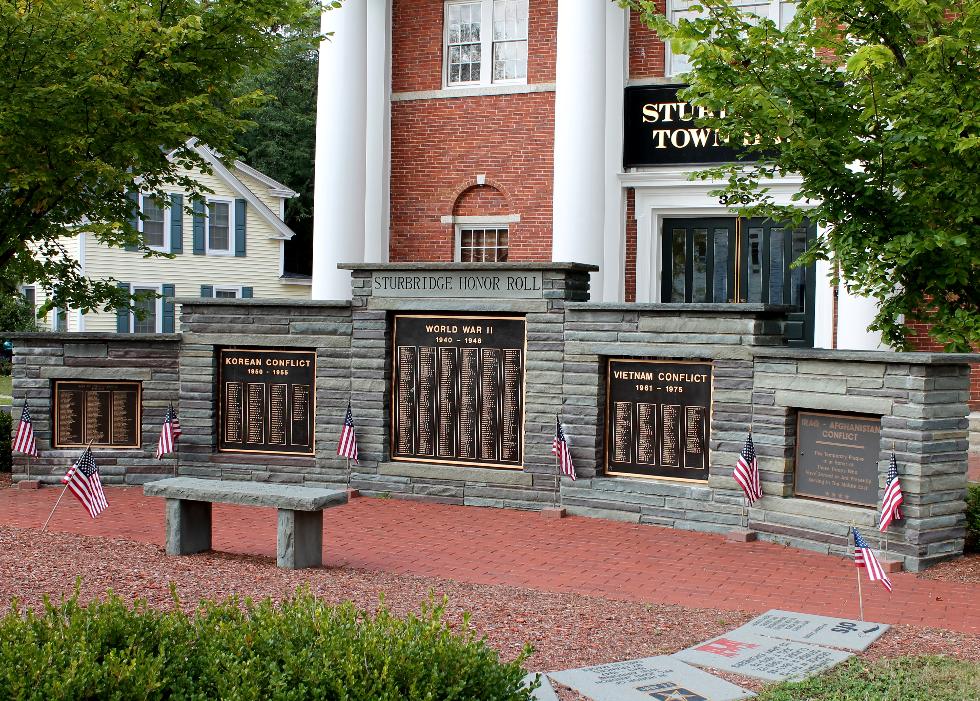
[606,359,711,480]
[218,348,315,455]
[795,411,881,507]
[53,380,141,448]
[392,315,525,468]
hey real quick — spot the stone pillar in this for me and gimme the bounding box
[552,0,606,296]
[165,499,212,555]
[313,1,368,300]
[277,509,324,569]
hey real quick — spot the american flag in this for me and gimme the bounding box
[732,431,762,504]
[156,404,179,459]
[552,416,576,481]
[877,452,904,532]
[61,448,108,518]
[337,402,358,463]
[13,405,38,457]
[853,528,892,592]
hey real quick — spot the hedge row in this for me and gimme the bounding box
[0,589,537,700]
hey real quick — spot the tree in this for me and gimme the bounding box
[626,0,979,350]
[233,17,319,276]
[0,0,322,316]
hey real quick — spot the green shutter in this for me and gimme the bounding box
[234,198,247,257]
[161,284,176,333]
[192,199,206,255]
[200,285,213,298]
[116,282,131,333]
[170,194,183,253]
[241,287,253,298]
[125,191,139,252]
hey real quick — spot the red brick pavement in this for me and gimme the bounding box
[2,486,978,634]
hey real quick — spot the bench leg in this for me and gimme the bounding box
[278,509,323,569]
[165,498,212,555]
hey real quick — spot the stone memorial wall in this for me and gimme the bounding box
[8,262,976,570]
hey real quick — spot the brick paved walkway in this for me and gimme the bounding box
[2,486,978,633]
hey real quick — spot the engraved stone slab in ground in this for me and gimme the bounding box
[522,673,560,701]
[673,630,852,682]
[548,656,753,701]
[739,609,889,652]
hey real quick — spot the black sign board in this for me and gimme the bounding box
[795,411,881,507]
[623,85,758,168]
[53,380,141,448]
[605,359,712,481]
[392,315,525,468]
[218,348,315,455]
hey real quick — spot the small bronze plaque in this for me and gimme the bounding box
[52,380,141,448]
[795,411,881,507]
[218,348,315,455]
[606,359,712,481]
[392,315,525,468]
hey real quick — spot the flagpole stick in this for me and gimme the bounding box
[856,564,865,622]
[40,484,71,533]
[346,457,351,488]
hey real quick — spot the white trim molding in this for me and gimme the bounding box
[440,214,521,225]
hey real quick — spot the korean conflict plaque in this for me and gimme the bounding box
[606,360,711,480]
[795,411,881,507]
[218,348,315,455]
[393,315,525,468]
[52,380,141,448]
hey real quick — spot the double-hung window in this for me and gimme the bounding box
[131,285,162,333]
[141,195,167,251]
[665,0,797,76]
[457,225,509,262]
[206,200,233,255]
[213,287,240,299]
[445,0,528,87]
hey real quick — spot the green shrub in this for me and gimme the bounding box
[755,656,980,701]
[0,589,536,700]
[966,483,980,552]
[0,409,11,473]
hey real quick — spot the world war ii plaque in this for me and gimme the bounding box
[606,360,712,480]
[795,411,881,507]
[218,348,315,455]
[393,315,525,468]
[52,380,141,448]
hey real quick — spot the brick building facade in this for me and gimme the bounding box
[310,0,979,409]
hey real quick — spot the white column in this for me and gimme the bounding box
[364,0,391,263]
[601,2,628,303]
[312,1,368,300]
[812,257,834,349]
[552,0,607,297]
[837,286,888,350]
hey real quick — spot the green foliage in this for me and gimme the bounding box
[0,294,38,333]
[0,589,536,700]
[0,0,321,313]
[966,483,980,552]
[0,410,11,472]
[625,0,980,350]
[755,656,980,700]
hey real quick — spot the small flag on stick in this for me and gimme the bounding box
[13,405,38,457]
[156,403,180,459]
[338,402,358,463]
[853,528,893,592]
[877,452,904,532]
[551,416,576,481]
[732,431,762,504]
[62,448,108,519]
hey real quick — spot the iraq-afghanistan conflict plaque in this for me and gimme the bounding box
[392,315,525,468]
[218,348,315,455]
[795,411,881,507]
[606,359,711,480]
[52,380,141,448]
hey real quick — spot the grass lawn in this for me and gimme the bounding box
[757,657,980,701]
[0,375,11,405]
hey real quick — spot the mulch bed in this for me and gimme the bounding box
[2,525,979,700]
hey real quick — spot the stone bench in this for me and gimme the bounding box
[144,477,348,569]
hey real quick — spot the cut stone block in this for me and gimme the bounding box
[738,610,889,652]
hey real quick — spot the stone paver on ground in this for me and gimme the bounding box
[2,486,979,634]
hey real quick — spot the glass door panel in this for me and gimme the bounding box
[661,218,736,304]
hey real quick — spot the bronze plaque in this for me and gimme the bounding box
[218,348,315,455]
[52,380,141,448]
[795,411,881,507]
[392,315,525,468]
[606,359,712,481]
